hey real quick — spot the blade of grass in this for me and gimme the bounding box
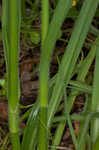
[78,113,92,148]
[69,80,92,94]
[51,12,99,150]
[64,89,78,150]
[50,75,92,94]
[91,37,99,144]
[48,0,99,129]
[68,36,99,109]
[77,95,91,150]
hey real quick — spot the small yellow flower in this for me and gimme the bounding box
[72,0,77,7]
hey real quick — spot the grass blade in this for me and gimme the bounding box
[48,0,99,129]
[64,89,78,150]
[91,36,99,144]
[50,1,99,148]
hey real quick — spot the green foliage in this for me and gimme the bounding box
[2,0,99,150]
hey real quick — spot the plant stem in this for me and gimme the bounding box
[41,0,49,45]
[2,0,21,149]
[39,0,49,150]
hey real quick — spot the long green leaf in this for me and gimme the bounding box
[91,36,99,144]
[48,0,99,129]
[49,0,99,149]
[51,33,99,150]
